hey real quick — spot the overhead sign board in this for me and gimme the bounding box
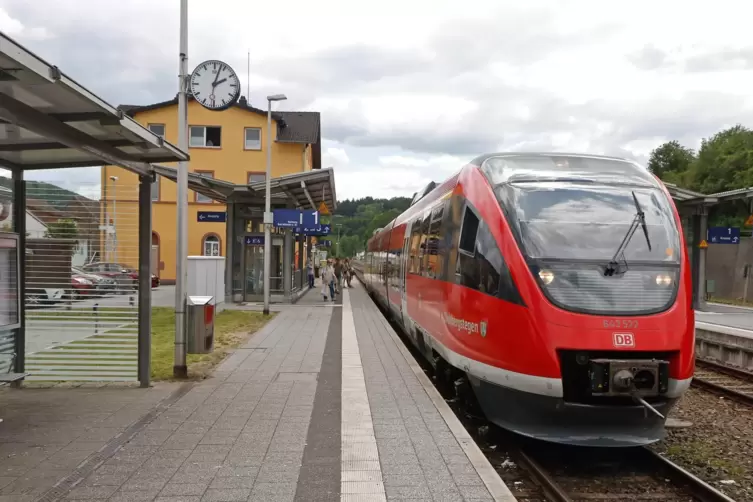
[273,209,301,228]
[707,227,740,244]
[273,209,321,228]
[244,236,264,246]
[318,202,330,215]
[197,211,227,223]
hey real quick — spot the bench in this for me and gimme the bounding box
[0,353,27,383]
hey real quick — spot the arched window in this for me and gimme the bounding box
[203,234,221,256]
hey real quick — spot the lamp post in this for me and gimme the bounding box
[109,176,118,264]
[263,93,287,316]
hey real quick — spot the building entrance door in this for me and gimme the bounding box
[243,235,284,302]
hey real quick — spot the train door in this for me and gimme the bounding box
[400,219,413,330]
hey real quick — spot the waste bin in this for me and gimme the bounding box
[187,295,215,354]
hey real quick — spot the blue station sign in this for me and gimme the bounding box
[708,226,740,244]
[244,235,264,246]
[197,211,227,223]
[295,224,331,235]
[273,209,322,228]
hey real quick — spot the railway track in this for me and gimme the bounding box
[359,284,737,502]
[693,359,753,406]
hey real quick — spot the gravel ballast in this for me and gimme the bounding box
[650,387,753,501]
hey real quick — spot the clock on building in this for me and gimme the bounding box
[189,60,241,111]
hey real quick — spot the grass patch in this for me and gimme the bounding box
[150,307,273,381]
[665,441,746,478]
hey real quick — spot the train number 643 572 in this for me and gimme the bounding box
[603,319,639,329]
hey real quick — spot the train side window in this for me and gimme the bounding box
[418,211,431,275]
[455,207,480,289]
[459,207,479,254]
[474,221,501,295]
[426,205,444,279]
[409,218,422,274]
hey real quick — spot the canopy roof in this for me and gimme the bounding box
[0,33,188,175]
[153,166,337,211]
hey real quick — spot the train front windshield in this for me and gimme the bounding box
[501,182,681,264]
[495,179,682,315]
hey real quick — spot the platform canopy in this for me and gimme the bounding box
[0,33,188,175]
[153,165,337,211]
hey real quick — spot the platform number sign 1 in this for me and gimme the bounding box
[613,332,635,348]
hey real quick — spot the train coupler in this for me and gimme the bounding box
[589,358,670,397]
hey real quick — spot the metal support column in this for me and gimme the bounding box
[691,214,701,310]
[283,229,293,300]
[225,202,234,302]
[138,175,153,388]
[12,169,24,379]
[297,234,304,289]
[698,208,709,310]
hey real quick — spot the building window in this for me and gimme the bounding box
[151,176,160,201]
[244,128,261,150]
[203,235,220,256]
[189,126,222,148]
[248,172,265,184]
[195,171,214,203]
[148,123,165,138]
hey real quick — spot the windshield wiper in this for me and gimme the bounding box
[604,191,652,276]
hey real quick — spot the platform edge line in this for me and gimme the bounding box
[357,284,518,502]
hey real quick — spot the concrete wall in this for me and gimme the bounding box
[706,237,753,300]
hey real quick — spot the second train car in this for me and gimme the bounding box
[352,152,694,447]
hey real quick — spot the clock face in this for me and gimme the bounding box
[189,60,241,111]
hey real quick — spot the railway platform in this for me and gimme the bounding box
[30,282,515,501]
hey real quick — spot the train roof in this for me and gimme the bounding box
[471,152,659,188]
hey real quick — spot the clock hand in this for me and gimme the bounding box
[212,67,222,87]
[215,78,227,86]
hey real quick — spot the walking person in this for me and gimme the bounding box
[321,259,336,301]
[307,260,314,289]
[334,258,343,294]
[344,258,353,288]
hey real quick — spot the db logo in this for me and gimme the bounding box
[613,332,635,347]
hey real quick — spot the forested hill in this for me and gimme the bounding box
[331,196,412,257]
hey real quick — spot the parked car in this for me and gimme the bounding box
[81,262,159,291]
[70,274,95,299]
[72,267,116,295]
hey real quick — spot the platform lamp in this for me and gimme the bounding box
[263,93,287,315]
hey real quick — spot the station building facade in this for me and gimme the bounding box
[100,95,322,284]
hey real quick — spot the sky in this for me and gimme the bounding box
[2,0,753,201]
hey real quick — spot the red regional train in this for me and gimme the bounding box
[352,152,694,447]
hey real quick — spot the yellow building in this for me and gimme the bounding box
[101,95,322,284]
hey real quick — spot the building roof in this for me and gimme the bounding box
[120,95,322,148]
[152,165,337,212]
[0,32,188,175]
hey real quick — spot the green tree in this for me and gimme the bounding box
[647,140,696,186]
[45,218,78,240]
[688,125,753,194]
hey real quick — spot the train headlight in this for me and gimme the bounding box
[538,269,555,285]
[655,274,672,287]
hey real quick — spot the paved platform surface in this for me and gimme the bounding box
[697,304,753,335]
[0,282,511,501]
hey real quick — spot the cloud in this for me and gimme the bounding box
[4,0,753,202]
